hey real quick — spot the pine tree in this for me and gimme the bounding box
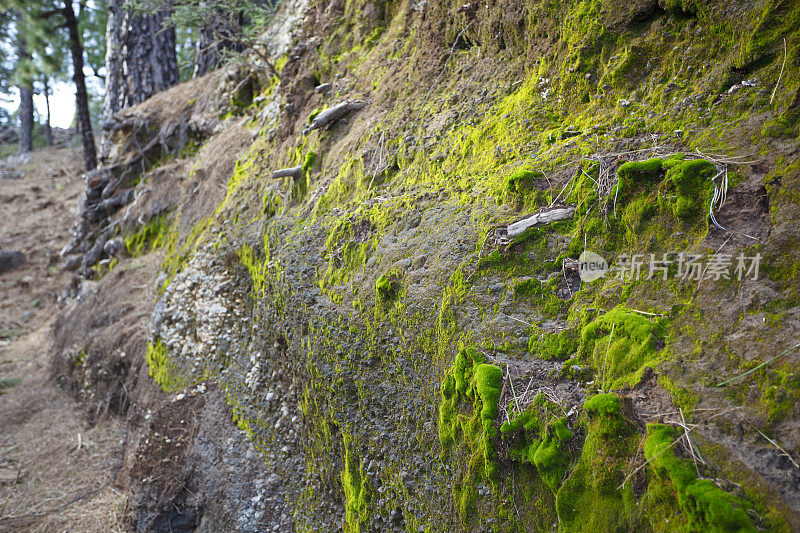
[31,21,68,147]
[0,0,100,169]
[103,0,179,122]
[14,10,34,154]
[131,0,279,79]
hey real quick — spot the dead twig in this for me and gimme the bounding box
[618,408,735,489]
[716,341,800,387]
[736,407,799,469]
[770,38,788,105]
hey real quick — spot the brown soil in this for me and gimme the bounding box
[0,147,127,532]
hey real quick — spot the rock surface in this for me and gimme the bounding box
[46,0,800,531]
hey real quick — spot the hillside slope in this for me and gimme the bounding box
[54,0,800,530]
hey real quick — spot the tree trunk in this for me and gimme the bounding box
[193,6,244,77]
[16,11,33,155]
[102,0,179,121]
[43,77,53,147]
[63,1,97,170]
[193,22,219,77]
[102,0,123,124]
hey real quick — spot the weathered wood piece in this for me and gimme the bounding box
[272,167,302,180]
[494,205,575,245]
[307,101,367,131]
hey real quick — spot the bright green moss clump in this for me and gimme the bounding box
[644,423,756,532]
[533,418,573,493]
[474,363,503,482]
[615,158,663,204]
[583,392,622,417]
[375,272,400,301]
[146,339,184,392]
[615,155,716,223]
[555,394,638,531]
[438,348,503,516]
[663,157,716,220]
[125,214,171,256]
[302,151,316,174]
[579,307,667,390]
[501,399,574,495]
[238,244,267,297]
[502,168,547,209]
[341,438,370,533]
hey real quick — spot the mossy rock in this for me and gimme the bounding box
[580,307,667,390]
[374,272,400,301]
[663,157,716,220]
[555,394,639,531]
[438,348,504,517]
[644,423,757,532]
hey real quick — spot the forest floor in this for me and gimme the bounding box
[0,147,127,532]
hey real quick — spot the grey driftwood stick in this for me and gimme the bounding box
[308,101,367,131]
[272,167,302,179]
[494,205,576,245]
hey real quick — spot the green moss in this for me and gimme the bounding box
[91,256,118,278]
[620,197,658,243]
[302,151,317,174]
[644,423,756,532]
[658,375,699,413]
[528,328,579,360]
[660,0,699,16]
[159,214,212,294]
[438,348,504,517]
[580,307,667,390]
[125,213,171,256]
[555,393,638,531]
[514,278,543,298]
[341,436,370,533]
[363,25,385,47]
[146,339,184,392]
[375,271,401,301]
[0,376,22,391]
[502,168,548,210]
[153,0,800,528]
[533,427,569,493]
[583,393,621,417]
[308,106,324,123]
[74,349,87,368]
[616,158,664,205]
[474,363,503,484]
[238,244,268,297]
[664,158,716,220]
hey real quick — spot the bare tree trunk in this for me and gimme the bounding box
[16,11,33,155]
[103,0,179,121]
[193,5,244,77]
[102,0,123,124]
[43,76,53,147]
[193,22,219,77]
[63,1,97,170]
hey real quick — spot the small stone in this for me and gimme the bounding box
[489,283,504,294]
[0,250,24,273]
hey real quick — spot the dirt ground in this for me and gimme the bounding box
[0,147,127,532]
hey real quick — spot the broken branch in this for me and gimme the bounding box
[494,205,575,245]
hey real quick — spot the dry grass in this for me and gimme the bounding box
[0,147,129,532]
[0,323,128,533]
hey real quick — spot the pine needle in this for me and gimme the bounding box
[770,38,787,105]
[716,341,800,387]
